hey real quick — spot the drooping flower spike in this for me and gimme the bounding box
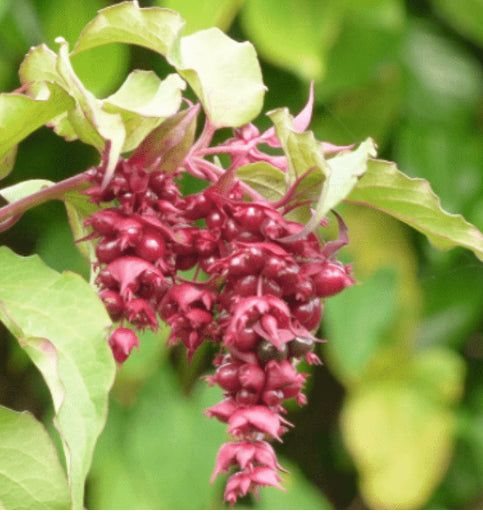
[81,85,355,505]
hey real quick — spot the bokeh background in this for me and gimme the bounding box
[0,0,482,509]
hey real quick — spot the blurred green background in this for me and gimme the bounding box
[0,0,482,509]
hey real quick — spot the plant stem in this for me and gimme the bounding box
[0,171,91,230]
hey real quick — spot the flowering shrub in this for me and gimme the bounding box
[0,2,481,509]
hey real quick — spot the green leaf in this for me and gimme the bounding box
[0,407,70,509]
[298,138,377,238]
[0,145,17,180]
[345,159,483,261]
[56,38,125,183]
[37,0,130,98]
[0,247,115,509]
[168,27,265,127]
[89,364,227,509]
[241,0,343,81]
[63,190,100,263]
[157,0,243,35]
[72,2,185,57]
[257,456,332,509]
[324,268,398,385]
[103,71,186,152]
[0,82,74,170]
[72,3,265,128]
[342,348,465,509]
[0,179,55,203]
[429,0,483,51]
[236,162,286,201]
[268,107,331,187]
[19,39,126,179]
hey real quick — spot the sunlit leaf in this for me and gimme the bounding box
[342,348,464,509]
[103,71,186,151]
[0,407,70,509]
[0,179,55,203]
[346,159,483,261]
[236,162,286,201]
[295,138,377,238]
[0,247,115,509]
[268,107,330,187]
[37,0,129,97]
[0,82,74,171]
[168,27,265,127]
[72,3,265,128]
[73,1,185,57]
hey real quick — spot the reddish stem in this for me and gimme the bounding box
[0,171,91,231]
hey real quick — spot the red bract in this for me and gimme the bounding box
[108,328,139,363]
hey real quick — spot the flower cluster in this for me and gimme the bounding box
[81,92,355,504]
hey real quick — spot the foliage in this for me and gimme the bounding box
[0,0,482,509]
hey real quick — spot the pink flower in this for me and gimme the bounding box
[224,467,286,507]
[227,405,292,441]
[211,440,285,483]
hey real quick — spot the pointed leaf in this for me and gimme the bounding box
[168,28,265,127]
[236,162,286,201]
[345,159,483,261]
[129,105,199,172]
[0,407,70,509]
[268,107,331,187]
[280,138,377,241]
[0,247,115,509]
[0,82,74,169]
[103,71,186,151]
[73,2,185,56]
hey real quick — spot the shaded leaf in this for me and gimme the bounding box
[257,456,332,509]
[157,0,243,35]
[241,0,343,81]
[0,248,115,509]
[89,363,226,509]
[0,407,70,509]
[103,71,186,152]
[428,1,483,58]
[324,268,398,385]
[168,27,265,127]
[345,159,483,261]
[0,145,17,180]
